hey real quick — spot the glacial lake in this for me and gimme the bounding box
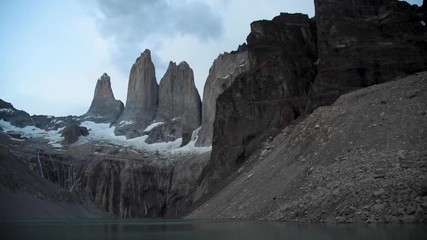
[1,219,426,240]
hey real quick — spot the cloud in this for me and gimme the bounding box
[92,0,223,74]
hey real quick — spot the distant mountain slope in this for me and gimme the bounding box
[188,72,427,223]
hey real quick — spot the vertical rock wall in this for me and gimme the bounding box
[195,45,249,147]
[115,49,159,138]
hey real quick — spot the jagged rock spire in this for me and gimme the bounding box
[82,73,124,124]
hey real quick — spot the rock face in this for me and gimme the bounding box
[188,72,427,224]
[0,99,33,128]
[197,13,317,194]
[61,124,89,144]
[195,1,427,203]
[146,61,201,144]
[157,61,201,130]
[195,44,249,147]
[72,152,210,218]
[73,158,172,217]
[115,49,159,138]
[312,0,427,107]
[82,73,124,124]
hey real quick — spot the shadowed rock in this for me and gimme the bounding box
[197,13,317,194]
[312,0,427,107]
[114,49,159,138]
[82,73,124,124]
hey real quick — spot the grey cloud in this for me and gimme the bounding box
[93,0,223,75]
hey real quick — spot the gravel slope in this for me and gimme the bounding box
[187,72,427,223]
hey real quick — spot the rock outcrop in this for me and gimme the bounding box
[312,0,427,107]
[145,61,201,144]
[0,99,33,128]
[82,73,124,124]
[195,44,249,147]
[197,13,317,195]
[61,124,89,144]
[32,115,80,131]
[114,49,159,138]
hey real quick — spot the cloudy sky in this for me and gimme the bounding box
[0,0,423,116]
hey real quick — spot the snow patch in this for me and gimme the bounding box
[0,120,63,148]
[221,74,230,79]
[51,119,63,125]
[0,119,211,155]
[0,108,15,114]
[118,120,134,126]
[79,121,210,154]
[144,122,164,132]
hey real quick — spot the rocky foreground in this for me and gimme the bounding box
[188,72,427,223]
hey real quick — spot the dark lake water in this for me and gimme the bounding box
[1,219,426,240]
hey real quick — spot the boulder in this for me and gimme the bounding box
[114,50,159,138]
[81,73,124,124]
[61,124,89,144]
[195,44,249,147]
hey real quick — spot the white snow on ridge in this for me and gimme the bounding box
[80,121,211,155]
[0,108,15,114]
[0,119,211,154]
[0,120,63,148]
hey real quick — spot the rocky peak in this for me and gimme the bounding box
[195,45,249,147]
[145,60,201,144]
[114,49,159,138]
[94,73,114,99]
[82,73,124,124]
[157,61,201,125]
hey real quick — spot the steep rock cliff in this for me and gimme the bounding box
[71,151,210,218]
[312,0,427,106]
[197,13,317,195]
[189,72,427,223]
[146,61,202,144]
[157,61,201,130]
[115,50,159,138]
[73,158,172,217]
[82,73,124,124]
[195,44,249,147]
